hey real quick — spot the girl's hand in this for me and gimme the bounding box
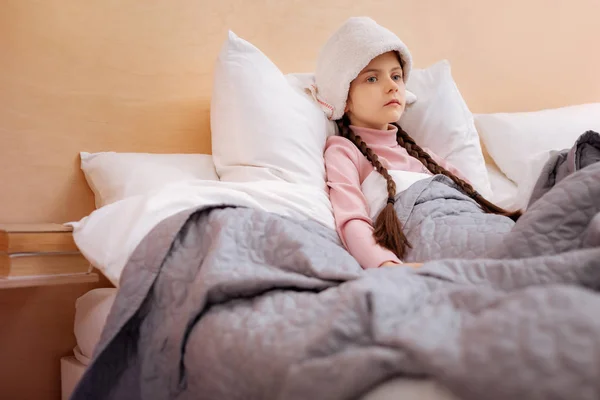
[380,261,423,268]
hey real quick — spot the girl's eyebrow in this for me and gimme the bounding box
[359,66,403,75]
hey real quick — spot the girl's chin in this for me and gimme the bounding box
[353,111,404,128]
[383,111,403,124]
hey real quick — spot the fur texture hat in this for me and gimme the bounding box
[314,17,413,120]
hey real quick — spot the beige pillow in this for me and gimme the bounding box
[80,151,219,208]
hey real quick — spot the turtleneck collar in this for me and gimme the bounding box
[349,124,398,147]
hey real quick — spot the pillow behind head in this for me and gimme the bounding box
[289,60,492,199]
[211,31,335,187]
[210,31,336,228]
[399,60,493,199]
[211,33,493,223]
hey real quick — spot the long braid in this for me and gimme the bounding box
[392,122,522,221]
[334,54,518,262]
[337,116,412,259]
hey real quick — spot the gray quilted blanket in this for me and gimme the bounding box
[71,133,600,400]
[394,176,515,263]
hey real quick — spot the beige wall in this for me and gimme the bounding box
[0,1,598,399]
[371,0,600,113]
[1,0,599,225]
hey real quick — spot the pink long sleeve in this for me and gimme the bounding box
[324,139,402,269]
[324,124,471,270]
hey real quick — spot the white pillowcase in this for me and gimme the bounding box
[475,102,600,194]
[211,31,335,186]
[399,60,493,199]
[485,162,520,211]
[80,151,218,208]
[289,60,492,199]
[513,150,552,210]
[210,31,336,228]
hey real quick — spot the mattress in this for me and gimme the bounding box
[73,287,117,365]
[62,288,117,400]
[61,356,87,400]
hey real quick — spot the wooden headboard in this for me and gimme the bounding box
[2,0,599,224]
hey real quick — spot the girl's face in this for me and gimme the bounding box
[345,51,406,131]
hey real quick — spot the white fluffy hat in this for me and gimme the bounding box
[314,17,413,121]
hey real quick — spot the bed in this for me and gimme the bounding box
[66,163,518,395]
[61,150,600,400]
[2,1,599,400]
[60,162,515,400]
[63,286,456,400]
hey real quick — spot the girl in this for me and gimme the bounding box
[314,17,521,269]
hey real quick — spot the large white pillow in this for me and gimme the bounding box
[80,151,218,208]
[289,60,493,199]
[210,31,336,228]
[211,32,492,211]
[211,31,335,186]
[475,102,600,192]
[399,60,493,199]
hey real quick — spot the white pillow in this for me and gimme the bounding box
[211,33,491,213]
[287,60,493,199]
[513,150,552,210]
[210,31,335,226]
[475,102,600,192]
[211,31,335,186]
[485,162,520,211]
[80,151,218,208]
[399,60,493,199]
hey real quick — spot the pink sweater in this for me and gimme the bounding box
[324,124,467,269]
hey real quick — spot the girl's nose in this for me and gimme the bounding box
[386,80,399,92]
[384,76,399,92]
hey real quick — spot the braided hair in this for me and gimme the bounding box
[336,115,521,259]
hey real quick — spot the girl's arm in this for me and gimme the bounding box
[324,138,402,269]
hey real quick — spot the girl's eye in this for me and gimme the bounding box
[366,76,377,83]
[392,74,403,81]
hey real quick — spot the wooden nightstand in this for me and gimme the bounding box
[0,223,99,289]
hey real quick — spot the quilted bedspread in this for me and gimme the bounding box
[71,132,600,400]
